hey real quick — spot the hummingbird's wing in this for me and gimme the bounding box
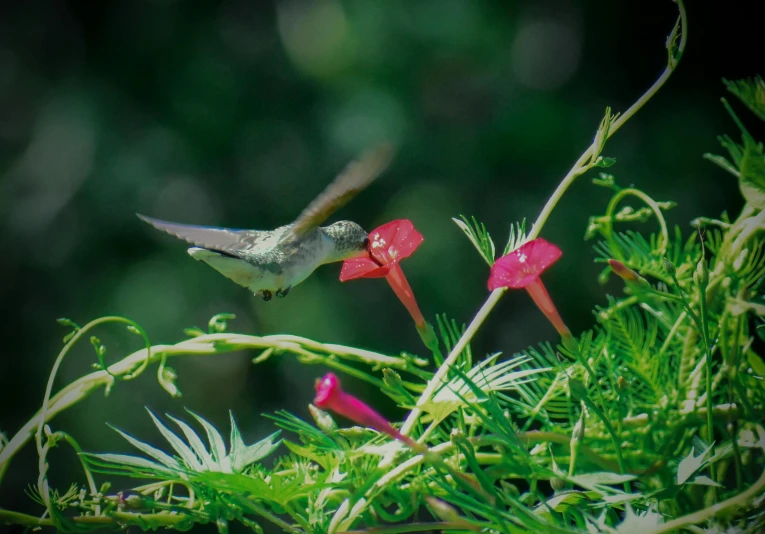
[278,143,394,245]
[137,214,264,259]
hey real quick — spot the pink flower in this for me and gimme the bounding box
[489,238,572,342]
[314,373,419,449]
[340,220,427,329]
[340,219,423,278]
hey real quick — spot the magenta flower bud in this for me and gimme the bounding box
[313,373,419,449]
[608,259,639,282]
[608,259,650,290]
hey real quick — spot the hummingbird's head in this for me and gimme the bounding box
[324,220,369,261]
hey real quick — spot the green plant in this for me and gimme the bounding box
[5,2,765,532]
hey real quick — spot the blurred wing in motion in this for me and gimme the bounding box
[137,214,264,259]
[279,143,394,245]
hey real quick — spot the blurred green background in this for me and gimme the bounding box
[1,0,762,525]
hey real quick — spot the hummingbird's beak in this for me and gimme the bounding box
[347,248,370,259]
[352,236,371,257]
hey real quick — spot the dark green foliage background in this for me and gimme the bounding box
[0,0,762,525]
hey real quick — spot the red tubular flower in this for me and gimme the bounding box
[314,373,420,450]
[340,219,427,329]
[489,238,573,344]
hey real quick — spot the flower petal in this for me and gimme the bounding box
[339,256,391,281]
[368,219,424,266]
[314,373,341,407]
[488,238,562,289]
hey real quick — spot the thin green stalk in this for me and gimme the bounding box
[693,259,718,505]
[231,494,305,534]
[0,509,56,528]
[338,430,625,530]
[696,274,714,446]
[728,314,745,490]
[417,420,440,444]
[727,208,765,260]
[528,0,686,242]
[34,316,150,524]
[47,431,100,515]
[398,288,506,439]
[602,187,672,265]
[272,334,426,370]
[648,463,765,533]
[596,295,639,322]
[0,508,198,529]
[527,152,598,242]
[284,501,313,533]
[290,346,388,389]
[575,386,631,493]
[666,264,717,496]
[398,0,687,447]
[656,310,688,361]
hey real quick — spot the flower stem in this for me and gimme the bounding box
[695,261,716,500]
[398,0,687,450]
[390,4,691,461]
[528,0,686,242]
[398,288,506,439]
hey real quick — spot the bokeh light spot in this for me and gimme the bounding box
[326,89,406,154]
[511,19,581,91]
[277,0,354,78]
[113,259,188,334]
[151,176,221,225]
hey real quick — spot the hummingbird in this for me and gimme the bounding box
[138,144,393,301]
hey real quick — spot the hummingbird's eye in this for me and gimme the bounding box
[362,237,370,249]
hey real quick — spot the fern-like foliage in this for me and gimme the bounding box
[593,228,699,284]
[421,352,548,426]
[597,298,667,409]
[503,218,527,255]
[725,75,765,122]
[504,343,574,425]
[453,215,496,266]
[453,215,527,266]
[84,410,281,479]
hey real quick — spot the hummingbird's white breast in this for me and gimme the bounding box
[187,227,336,295]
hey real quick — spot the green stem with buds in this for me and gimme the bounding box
[398,0,687,444]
